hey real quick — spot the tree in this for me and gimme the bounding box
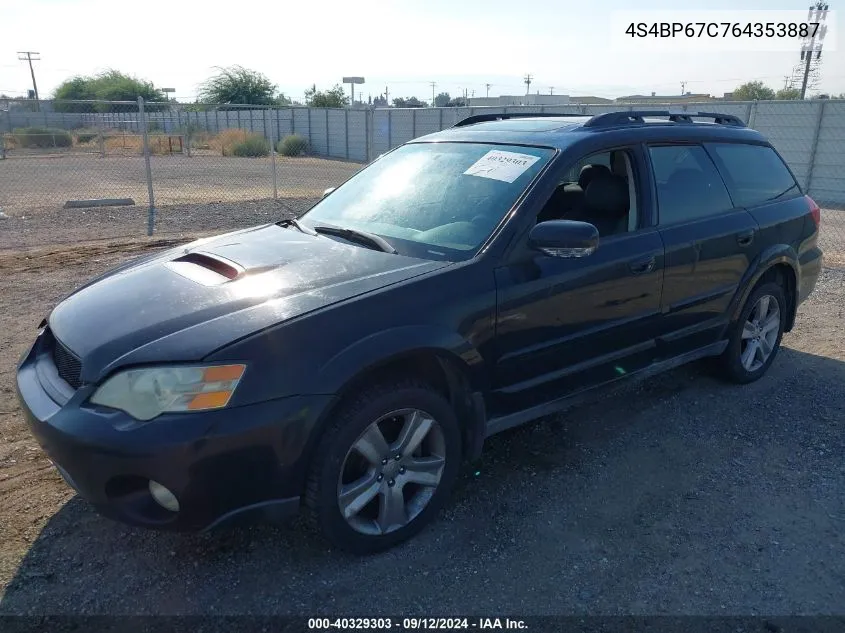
[305,84,349,108]
[775,87,801,100]
[446,96,467,107]
[393,96,427,108]
[199,66,288,106]
[373,94,388,107]
[433,92,451,107]
[53,70,167,112]
[732,81,776,101]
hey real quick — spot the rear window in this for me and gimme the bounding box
[648,145,734,225]
[706,143,799,208]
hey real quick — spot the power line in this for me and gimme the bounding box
[17,51,40,108]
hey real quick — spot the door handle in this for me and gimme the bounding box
[629,255,656,275]
[736,230,755,247]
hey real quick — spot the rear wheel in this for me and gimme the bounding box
[305,380,461,553]
[717,281,787,384]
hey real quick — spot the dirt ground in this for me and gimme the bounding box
[0,154,363,215]
[0,209,844,616]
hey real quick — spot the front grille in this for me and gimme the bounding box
[50,333,82,389]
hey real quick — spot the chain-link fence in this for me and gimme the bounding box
[1,97,843,266]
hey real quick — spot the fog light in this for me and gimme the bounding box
[148,480,179,512]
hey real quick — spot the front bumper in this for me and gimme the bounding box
[15,338,333,531]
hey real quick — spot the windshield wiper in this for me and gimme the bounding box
[767,183,799,201]
[312,224,397,254]
[280,217,317,236]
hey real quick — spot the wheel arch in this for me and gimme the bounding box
[730,246,799,332]
[300,326,490,494]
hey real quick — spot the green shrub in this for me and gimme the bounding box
[277,133,308,157]
[230,134,270,157]
[13,127,73,148]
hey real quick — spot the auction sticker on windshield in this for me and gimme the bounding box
[463,150,541,183]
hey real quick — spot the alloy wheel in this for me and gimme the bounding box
[740,294,781,372]
[337,409,446,536]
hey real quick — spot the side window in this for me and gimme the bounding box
[536,149,637,238]
[706,143,799,208]
[649,145,734,226]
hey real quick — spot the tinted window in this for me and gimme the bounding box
[707,143,799,207]
[649,145,734,225]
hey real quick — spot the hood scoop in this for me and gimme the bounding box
[164,252,245,286]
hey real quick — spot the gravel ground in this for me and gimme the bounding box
[0,154,363,216]
[0,212,843,616]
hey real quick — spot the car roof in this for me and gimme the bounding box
[410,112,769,151]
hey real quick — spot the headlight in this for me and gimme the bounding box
[90,364,246,421]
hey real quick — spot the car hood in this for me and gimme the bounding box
[48,224,450,383]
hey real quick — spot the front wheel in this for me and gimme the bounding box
[305,380,461,553]
[717,281,787,384]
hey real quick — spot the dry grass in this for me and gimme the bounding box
[102,134,183,156]
[208,129,253,156]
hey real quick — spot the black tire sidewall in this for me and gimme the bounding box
[723,282,787,383]
[312,385,462,554]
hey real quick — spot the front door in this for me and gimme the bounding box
[491,146,664,416]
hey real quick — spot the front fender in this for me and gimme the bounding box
[729,243,800,327]
[314,324,488,395]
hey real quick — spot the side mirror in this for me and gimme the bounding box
[322,187,336,198]
[528,220,598,258]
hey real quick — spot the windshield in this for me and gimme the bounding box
[300,142,555,260]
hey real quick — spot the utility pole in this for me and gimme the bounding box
[430,81,436,106]
[680,80,687,95]
[485,83,491,98]
[17,51,41,110]
[524,74,533,96]
[549,86,554,95]
[783,76,791,90]
[385,85,390,106]
[799,1,829,99]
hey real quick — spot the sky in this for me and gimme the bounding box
[1,0,843,104]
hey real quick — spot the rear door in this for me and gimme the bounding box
[648,144,761,356]
[704,141,807,256]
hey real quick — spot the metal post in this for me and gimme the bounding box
[412,108,416,138]
[307,108,312,152]
[266,108,278,200]
[185,113,192,158]
[98,118,105,158]
[345,109,349,159]
[138,97,156,236]
[439,107,443,130]
[748,100,759,129]
[745,102,753,126]
[365,108,372,162]
[805,100,826,195]
[325,108,330,156]
[0,130,5,160]
[387,109,392,149]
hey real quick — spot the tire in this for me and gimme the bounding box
[305,379,462,554]
[716,281,787,384]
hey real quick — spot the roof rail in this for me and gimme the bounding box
[452,112,586,128]
[584,110,745,128]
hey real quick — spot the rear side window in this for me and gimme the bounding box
[649,145,734,225]
[706,143,799,208]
